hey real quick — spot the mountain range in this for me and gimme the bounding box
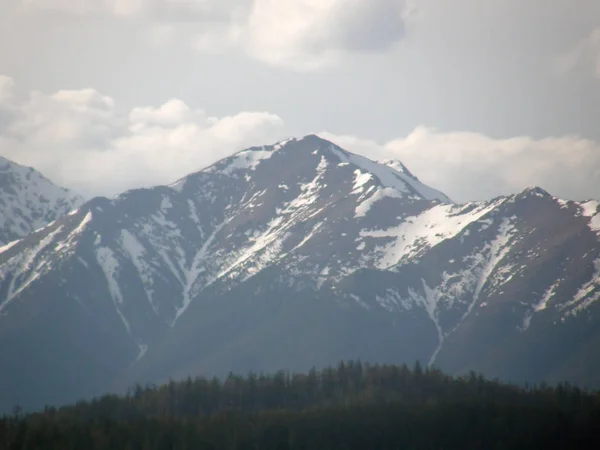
[0,135,599,412]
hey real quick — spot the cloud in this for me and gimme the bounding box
[18,0,410,70]
[1,74,599,204]
[240,0,408,70]
[320,128,600,203]
[555,27,600,78]
[18,0,244,21]
[148,0,245,22]
[0,75,286,197]
[20,0,144,16]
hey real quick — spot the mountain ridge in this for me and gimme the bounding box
[0,135,599,411]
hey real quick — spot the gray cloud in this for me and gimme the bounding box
[239,0,409,69]
[17,0,410,70]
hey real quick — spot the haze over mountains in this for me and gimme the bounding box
[0,135,599,412]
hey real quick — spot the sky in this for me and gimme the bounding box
[0,0,599,203]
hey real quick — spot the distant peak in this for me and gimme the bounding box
[269,134,340,155]
[251,135,333,153]
[299,133,323,141]
[520,186,551,198]
[297,134,336,146]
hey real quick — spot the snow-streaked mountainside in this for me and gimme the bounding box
[0,135,599,411]
[0,156,84,246]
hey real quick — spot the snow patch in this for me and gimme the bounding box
[400,282,444,366]
[355,187,403,218]
[580,201,600,235]
[464,218,516,321]
[120,230,158,315]
[173,222,227,325]
[95,245,142,352]
[535,280,560,313]
[206,148,276,176]
[135,344,148,363]
[375,289,414,312]
[400,219,516,364]
[96,247,124,305]
[352,170,373,193]
[161,196,173,211]
[0,157,84,244]
[77,257,89,268]
[0,239,20,255]
[563,258,600,316]
[329,145,450,203]
[330,146,411,195]
[0,225,65,313]
[361,199,506,269]
[54,211,93,253]
[349,294,370,310]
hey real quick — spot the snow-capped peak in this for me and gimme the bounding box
[325,142,452,204]
[0,156,84,245]
[519,186,552,198]
[169,135,452,205]
[379,159,412,175]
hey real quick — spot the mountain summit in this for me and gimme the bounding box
[0,135,599,411]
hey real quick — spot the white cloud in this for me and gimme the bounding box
[320,128,600,203]
[129,99,202,128]
[18,0,409,70]
[0,75,285,197]
[240,0,408,70]
[1,74,599,204]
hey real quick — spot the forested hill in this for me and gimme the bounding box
[1,362,599,450]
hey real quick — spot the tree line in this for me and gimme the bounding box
[1,361,598,449]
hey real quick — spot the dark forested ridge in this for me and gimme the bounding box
[1,361,599,450]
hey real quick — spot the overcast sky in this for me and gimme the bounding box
[0,0,599,202]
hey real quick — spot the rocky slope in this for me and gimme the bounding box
[0,135,598,411]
